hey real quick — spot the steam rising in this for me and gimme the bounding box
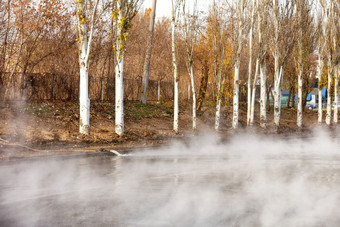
[1,128,340,226]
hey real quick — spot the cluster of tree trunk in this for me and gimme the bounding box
[1,0,338,136]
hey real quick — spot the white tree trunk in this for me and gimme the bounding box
[79,59,90,135]
[250,58,259,126]
[274,65,283,128]
[115,54,124,135]
[171,2,179,134]
[318,88,323,123]
[326,55,332,125]
[140,0,157,104]
[188,84,190,100]
[331,2,338,124]
[215,95,221,131]
[77,0,99,136]
[157,80,160,103]
[273,88,280,127]
[296,10,304,128]
[174,79,179,133]
[232,0,244,129]
[233,64,240,129]
[333,70,338,124]
[77,1,90,136]
[318,56,323,123]
[260,62,267,128]
[247,0,256,126]
[189,63,197,130]
[182,0,197,131]
[115,2,125,135]
[101,78,105,102]
[297,69,303,128]
[272,0,283,129]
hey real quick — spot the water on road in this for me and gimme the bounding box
[1,132,340,226]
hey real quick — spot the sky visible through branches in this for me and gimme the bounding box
[143,0,210,18]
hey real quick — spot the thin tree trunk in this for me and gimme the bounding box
[318,88,323,123]
[247,0,256,126]
[140,0,157,104]
[250,58,259,126]
[115,54,124,134]
[232,0,244,129]
[296,3,304,129]
[157,80,160,103]
[260,62,267,128]
[332,3,338,124]
[52,73,56,101]
[326,53,332,125]
[233,64,240,129]
[189,64,197,130]
[101,78,105,102]
[269,87,274,111]
[171,0,179,134]
[297,68,303,128]
[272,0,283,129]
[333,69,338,124]
[79,59,90,135]
[196,63,209,112]
[318,55,323,123]
[215,89,221,131]
[188,84,190,100]
[115,1,125,135]
[77,1,90,136]
[77,0,99,136]
[274,66,284,128]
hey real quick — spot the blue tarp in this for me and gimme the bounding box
[294,94,298,102]
[321,87,327,98]
[306,87,327,101]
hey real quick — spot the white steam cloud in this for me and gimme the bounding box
[0,127,340,226]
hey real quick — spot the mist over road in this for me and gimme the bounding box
[1,132,340,226]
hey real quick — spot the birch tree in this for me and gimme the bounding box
[212,0,227,131]
[295,0,313,128]
[250,0,269,128]
[317,50,325,124]
[171,0,182,134]
[330,1,339,124]
[232,0,245,129]
[76,0,100,135]
[140,0,157,104]
[319,0,337,125]
[270,0,296,129]
[182,0,198,130]
[247,0,256,126]
[317,11,325,124]
[114,0,141,135]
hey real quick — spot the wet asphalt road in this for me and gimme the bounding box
[1,141,340,227]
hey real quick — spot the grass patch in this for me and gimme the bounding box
[125,101,173,120]
[7,101,175,121]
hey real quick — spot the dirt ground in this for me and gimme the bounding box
[0,100,336,160]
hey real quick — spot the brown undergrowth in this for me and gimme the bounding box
[0,100,333,160]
